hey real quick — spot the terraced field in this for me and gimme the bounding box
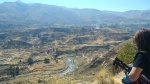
[0,27,133,83]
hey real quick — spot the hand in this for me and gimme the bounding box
[122,75,132,84]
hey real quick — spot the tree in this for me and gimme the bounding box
[19,60,22,64]
[7,66,15,77]
[12,67,15,77]
[16,66,19,75]
[6,68,9,75]
[7,65,13,75]
[116,42,137,64]
[75,49,78,55]
[53,54,58,63]
[56,48,58,54]
[44,58,50,64]
[38,79,42,83]
[28,58,34,65]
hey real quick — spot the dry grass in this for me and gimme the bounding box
[92,61,115,84]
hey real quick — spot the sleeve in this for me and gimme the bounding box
[133,53,147,69]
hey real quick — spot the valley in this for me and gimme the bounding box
[0,25,133,83]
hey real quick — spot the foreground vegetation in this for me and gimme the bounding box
[116,39,137,64]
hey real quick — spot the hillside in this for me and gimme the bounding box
[0,1,150,29]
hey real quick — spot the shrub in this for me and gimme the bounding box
[116,42,137,64]
[28,58,34,65]
[16,66,19,75]
[38,79,42,83]
[44,58,50,64]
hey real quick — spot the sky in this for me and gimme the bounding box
[0,0,150,12]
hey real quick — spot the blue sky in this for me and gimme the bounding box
[0,0,150,12]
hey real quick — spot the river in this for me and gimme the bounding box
[60,57,76,75]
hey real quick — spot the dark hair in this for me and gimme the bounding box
[134,28,150,52]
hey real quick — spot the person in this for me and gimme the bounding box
[122,28,150,83]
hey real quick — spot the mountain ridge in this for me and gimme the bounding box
[0,1,150,26]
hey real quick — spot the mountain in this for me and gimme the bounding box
[0,1,150,26]
[0,1,83,25]
[70,8,126,24]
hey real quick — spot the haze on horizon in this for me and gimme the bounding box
[0,0,150,12]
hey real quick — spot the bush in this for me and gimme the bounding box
[38,79,42,83]
[28,58,34,65]
[16,66,19,75]
[7,66,20,77]
[116,42,137,64]
[44,58,50,64]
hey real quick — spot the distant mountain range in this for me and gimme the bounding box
[0,1,150,26]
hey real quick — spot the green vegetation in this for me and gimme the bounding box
[7,66,20,77]
[116,41,137,64]
[15,66,19,75]
[28,58,34,65]
[44,58,50,64]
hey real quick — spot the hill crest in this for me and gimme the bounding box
[0,1,150,26]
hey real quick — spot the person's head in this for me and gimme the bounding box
[134,28,150,52]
